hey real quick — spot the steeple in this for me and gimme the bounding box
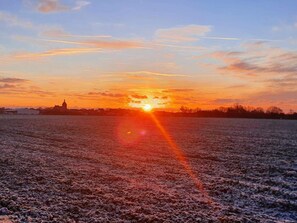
[62,99,67,110]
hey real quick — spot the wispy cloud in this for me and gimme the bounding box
[152,43,206,51]
[27,0,90,13]
[0,76,30,93]
[247,90,297,109]
[0,77,29,83]
[155,25,211,43]
[162,89,194,93]
[212,98,241,104]
[10,38,145,60]
[86,40,144,49]
[4,36,145,62]
[201,36,279,42]
[125,71,188,77]
[130,94,147,99]
[72,0,90,11]
[0,84,16,89]
[40,38,144,49]
[14,47,101,59]
[209,42,297,78]
[88,92,126,98]
[0,11,69,36]
[0,11,34,29]
[35,0,69,13]
[201,36,240,41]
[41,28,111,38]
[272,21,297,32]
[153,24,277,51]
[265,75,297,90]
[220,54,297,77]
[226,84,247,89]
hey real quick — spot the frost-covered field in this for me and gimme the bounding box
[0,115,296,223]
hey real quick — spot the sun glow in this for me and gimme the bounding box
[128,92,170,110]
[143,104,152,112]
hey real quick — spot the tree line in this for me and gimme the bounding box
[1,104,297,120]
[169,104,297,119]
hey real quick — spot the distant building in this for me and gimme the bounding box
[17,108,39,115]
[3,109,17,115]
[53,99,68,112]
[62,99,67,110]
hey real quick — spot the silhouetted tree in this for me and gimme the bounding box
[254,107,265,113]
[193,107,202,113]
[180,106,193,113]
[266,106,283,114]
[218,106,228,112]
[289,109,295,115]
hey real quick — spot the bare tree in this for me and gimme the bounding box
[266,106,283,114]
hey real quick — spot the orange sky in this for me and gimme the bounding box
[1,1,297,111]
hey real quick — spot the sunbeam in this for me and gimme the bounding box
[149,113,213,204]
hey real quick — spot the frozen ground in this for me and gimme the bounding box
[0,115,296,222]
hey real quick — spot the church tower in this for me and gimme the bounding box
[62,99,67,110]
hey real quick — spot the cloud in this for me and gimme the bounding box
[40,38,144,49]
[162,89,194,93]
[0,85,55,97]
[200,36,240,41]
[28,0,90,13]
[272,21,297,32]
[85,40,144,49]
[0,11,69,34]
[11,38,144,60]
[35,0,69,13]
[0,77,28,83]
[88,92,126,98]
[0,76,30,93]
[5,37,144,61]
[247,90,297,109]
[130,100,141,104]
[226,84,247,89]
[72,0,90,11]
[211,51,243,58]
[41,28,111,38]
[155,25,211,43]
[205,42,297,108]
[40,28,69,38]
[0,11,34,29]
[126,71,188,77]
[212,98,241,104]
[210,42,297,77]
[127,93,170,109]
[153,43,206,51]
[201,37,278,42]
[220,55,297,76]
[0,84,16,89]
[154,96,168,99]
[14,48,102,59]
[266,75,297,90]
[130,94,147,99]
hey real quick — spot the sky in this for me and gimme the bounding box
[0,0,297,111]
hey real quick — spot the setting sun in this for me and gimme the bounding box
[143,104,153,112]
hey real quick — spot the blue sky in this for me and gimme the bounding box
[0,0,296,110]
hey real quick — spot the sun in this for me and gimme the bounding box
[142,104,153,112]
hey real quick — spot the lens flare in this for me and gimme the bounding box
[117,119,142,145]
[148,113,213,204]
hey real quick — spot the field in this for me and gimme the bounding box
[0,115,296,222]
